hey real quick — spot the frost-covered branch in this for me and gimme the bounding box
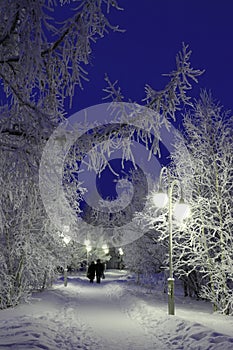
[144,43,204,121]
[169,92,233,314]
[0,0,122,119]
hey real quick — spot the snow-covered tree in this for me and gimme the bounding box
[170,92,233,314]
[0,0,122,307]
[123,230,166,283]
[0,152,64,308]
[138,92,233,313]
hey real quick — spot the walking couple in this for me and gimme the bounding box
[87,259,105,283]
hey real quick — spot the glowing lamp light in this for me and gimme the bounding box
[63,235,71,245]
[118,248,124,256]
[84,239,90,246]
[173,200,190,221]
[152,191,169,208]
[102,244,109,254]
[86,245,92,253]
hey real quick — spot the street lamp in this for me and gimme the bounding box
[63,236,71,245]
[118,248,124,270]
[84,239,92,272]
[153,167,190,315]
[102,244,109,271]
[118,247,124,256]
[62,227,71,287]
[102,243,109,255]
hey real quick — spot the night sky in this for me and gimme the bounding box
[58,0,233,201]
[65,0,233,117]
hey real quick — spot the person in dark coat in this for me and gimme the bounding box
[95,259,104,283]
[87,261,95,283]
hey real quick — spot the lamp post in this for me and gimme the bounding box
[153,168,190,315]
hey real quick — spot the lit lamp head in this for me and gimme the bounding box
[152,191,169,208]
[63,225,70,233]
[102,244,109,254]
[118,248,124,256]
[84,239,90,246]
[84,239,92,252]
[63,236,71,245]
[61,225,71,243]
[173,198,190,221]
[86,245,92,253]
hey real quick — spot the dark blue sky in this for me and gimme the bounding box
[59,1,233,225]
[66,0,233,117]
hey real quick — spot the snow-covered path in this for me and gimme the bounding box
[0,270,233,349]
[0,271,162,349]
[56,278,161,349]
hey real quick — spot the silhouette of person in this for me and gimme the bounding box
[95,259,104,283]
[87,261,95,283]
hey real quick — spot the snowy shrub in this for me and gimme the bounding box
[123,231,167,284]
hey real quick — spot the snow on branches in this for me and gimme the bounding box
[0,0,122,121]
[171,92,233,314]
[0,0,122,308]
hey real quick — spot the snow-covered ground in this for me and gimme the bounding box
[0,270,232,349]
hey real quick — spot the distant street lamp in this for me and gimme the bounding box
[153,167,190,315]
[84,239,92,271]
[102,243,109,255]
[118,248,124,255]
[118,248,124,270]
[62,226,71,287]
[102,244,109,271]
